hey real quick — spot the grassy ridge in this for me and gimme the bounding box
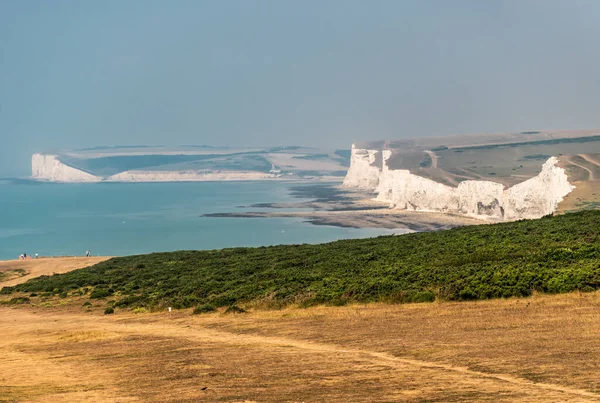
[2,211,600,310]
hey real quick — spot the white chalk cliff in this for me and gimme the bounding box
[31,154,101,182]
[107,170,277,182]
[343,145,574,220]
[31,153,279,183]
[342,145,381,189]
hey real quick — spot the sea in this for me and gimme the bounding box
[0,180,396,260]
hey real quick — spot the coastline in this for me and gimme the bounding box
[204,183,484,231]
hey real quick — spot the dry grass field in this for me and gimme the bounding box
[2,258,600,402]
[0,257,111,288]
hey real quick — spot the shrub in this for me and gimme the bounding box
[82,301,92,307]
[132,307,148,314]
[5,297,31,305]
[224,305,247,314]
[192,304,216,314]
[59,292,68,299]
[90,289,112,299]
[114,295,143,308]
[104,307,115,315]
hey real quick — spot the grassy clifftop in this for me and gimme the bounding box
[3,211,600,310]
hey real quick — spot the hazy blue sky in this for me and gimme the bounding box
[2,0,600,176]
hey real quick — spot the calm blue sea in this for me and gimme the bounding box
[0,181,396,260]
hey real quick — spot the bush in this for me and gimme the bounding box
[132,307,148,314]
[82,301,92,307]
[59,292,68,299]
[104,307,115,315]
[224,305,247,314]
[4,297,31,305]
[90,289,112,299]
[192,303,216,314]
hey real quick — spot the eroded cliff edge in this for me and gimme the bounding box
[32,154,102,182]
[343,144,574,220]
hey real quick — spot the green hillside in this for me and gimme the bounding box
[3,211,600,310]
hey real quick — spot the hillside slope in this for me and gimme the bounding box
[3,211,599,309]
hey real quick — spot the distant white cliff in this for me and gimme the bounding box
[31,153,279,183]
[342,145,381,189]
[343,145,574,220]
[107,170,277,182]
[31,154,101,182]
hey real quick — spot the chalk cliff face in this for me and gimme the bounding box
[31,154,279,182]
[342,144,381,189]
[344,146,574,220]
[107,170,277,182]
[504,158,574,220]
[31,154,101,182]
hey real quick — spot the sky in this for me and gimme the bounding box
[1,0,600,176]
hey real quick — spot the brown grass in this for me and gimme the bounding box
[2,290,600,402]
[0,257,111,289]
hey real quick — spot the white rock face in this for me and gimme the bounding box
[457,180,505,217]
[375,151,460,212]
[31,154,101,182]
[344,146,574,220]
[342,144,381,189]
[504,157,574,220]
[107,170,277,182]
[31,153,280,183]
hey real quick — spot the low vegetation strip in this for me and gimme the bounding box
[2,211,600,310]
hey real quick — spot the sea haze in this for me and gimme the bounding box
[0,181,395,260]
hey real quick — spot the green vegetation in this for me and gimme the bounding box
[89,289,113,299]
[2,211,600,310]
[0,297,31,305]
[104,307,115,315]
[292,153,331,160]
[193,303,217,314]
[419,154,433,168]
[522,154,552,161]
[452,135,600,152]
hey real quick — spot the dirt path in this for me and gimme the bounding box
[579,153,600,166]
[564,155,598,181]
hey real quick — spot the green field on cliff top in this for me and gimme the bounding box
[3,211,600,311]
